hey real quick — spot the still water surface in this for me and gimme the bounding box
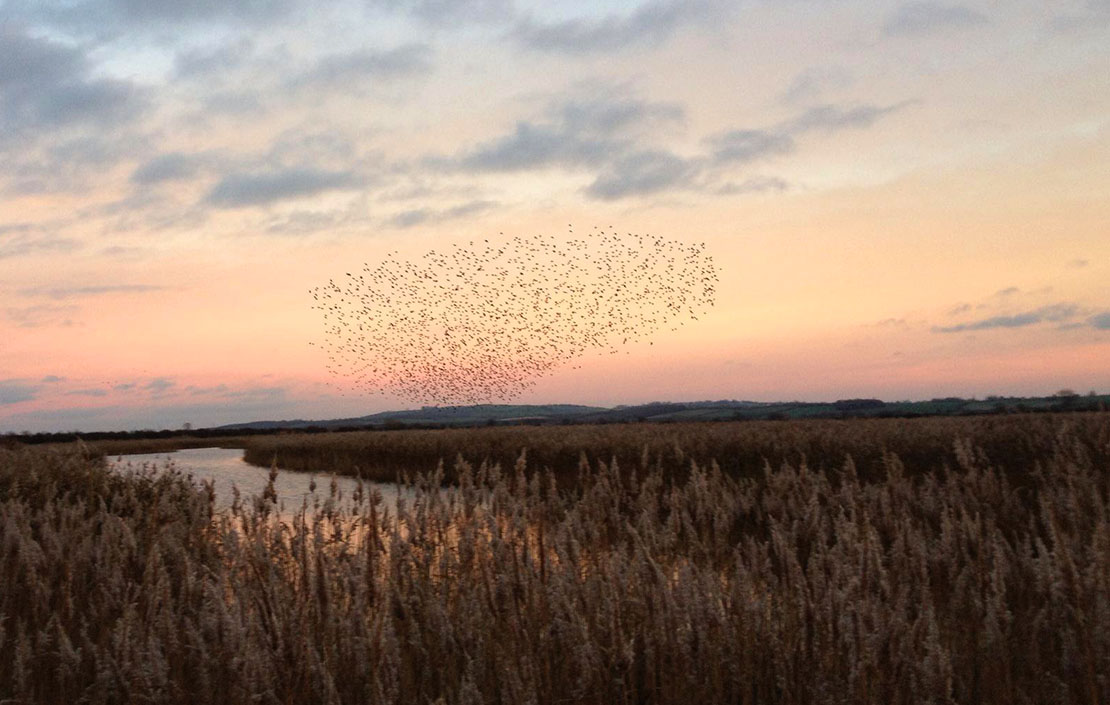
[109,447,407,514]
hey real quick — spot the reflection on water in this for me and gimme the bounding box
[108,447,407,514]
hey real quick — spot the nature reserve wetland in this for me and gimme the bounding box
[2,0,1109,703]
[2,414,1108,703]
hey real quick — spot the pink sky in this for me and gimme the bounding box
[1,1,1108,431]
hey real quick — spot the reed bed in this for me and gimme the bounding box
[2,415,1109,704]
[242,413,1110,486]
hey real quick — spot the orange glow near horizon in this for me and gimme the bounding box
[1,2,1108,431]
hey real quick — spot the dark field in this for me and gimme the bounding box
[3,413,1108,703]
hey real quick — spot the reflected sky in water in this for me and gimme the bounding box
[109,447,407,514]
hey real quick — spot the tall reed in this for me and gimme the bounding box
[2,415,1108,703]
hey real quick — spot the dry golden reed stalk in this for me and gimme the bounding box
[2,413,1108,704]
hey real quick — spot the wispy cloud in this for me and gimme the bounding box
[10,0,295,33]
[0,380,40,406]
[206,167,363,208]
[585,150,698,200]
[449,91,682,174]
[883,2,989,37]
[131,152,203,185]
[367,0,513,26]
[5,304,80,328]
[781,66,854,106]
[66,388,109,398]
[932,303,1080,332]
[387,200,499,228]
[706,130,795,165]
[787,102,912,133]
[513,0,721,54]
[144,378,176,395]
[287,44,432,92]
[715,176,789,196]
[1051,1,1110,31]
[186,384,231,396]
[1090,312,1110,330]
[444,91,905,201]
[0,232,79,259]
[0,28,142,138]
[18,284,168,300]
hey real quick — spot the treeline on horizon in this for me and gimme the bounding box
[2,391,1107,448]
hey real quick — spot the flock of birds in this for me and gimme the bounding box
[311,226,718,404]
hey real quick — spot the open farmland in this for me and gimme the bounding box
[2,413,1108,704]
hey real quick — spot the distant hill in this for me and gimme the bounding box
[213,393,1110,431]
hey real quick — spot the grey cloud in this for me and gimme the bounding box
[131,153,202,184]
[883,2,988,37]
[1090,312,1110,330]
[206,168,362,207]
[179,383,285,401]
[386,199,498,228]
[454,94,681,173]
[186,384,231,396]
[448,94,900,201]
[289,44,432,91]
[388,209,435,228]
[4,134,151,197]
[0,223,36,236]
[41,375,66,383]
[707,130,795,164]
[459,122,623,171]
[994,286,1020,297]
[707,102,904,165]
[715,176,789,195]
[788,103,909,134]
[874,317,909,328]
[224,386,286,401]
[932,303,1080,333]
[18,284,168,300]
[266,209,355,235]
[781,66,854,106]
[113,383,136,391]
[0,28,140,135]
[368,0,513,26]
[0,380,40,406]
[0,231,79,259]
[5,304,80,328]
[266,130,371,168]
[174,39,257,79]
[66,388,109,398]
[585,150,698,200]
[201,91,266,116]
[14,0,293,33]
[513,0,717,53]
[559,96,684,134]
[1051,1,1110,30]
[144,378,176,395]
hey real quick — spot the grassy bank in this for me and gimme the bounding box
[2,415,1108,703]
[72,435,253,458]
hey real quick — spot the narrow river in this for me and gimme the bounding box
[108,447,408,514]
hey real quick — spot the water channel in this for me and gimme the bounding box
[108,447,408,514]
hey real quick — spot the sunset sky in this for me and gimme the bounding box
[2,0,1109,432]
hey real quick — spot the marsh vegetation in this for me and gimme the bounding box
[2,414,1108,703]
